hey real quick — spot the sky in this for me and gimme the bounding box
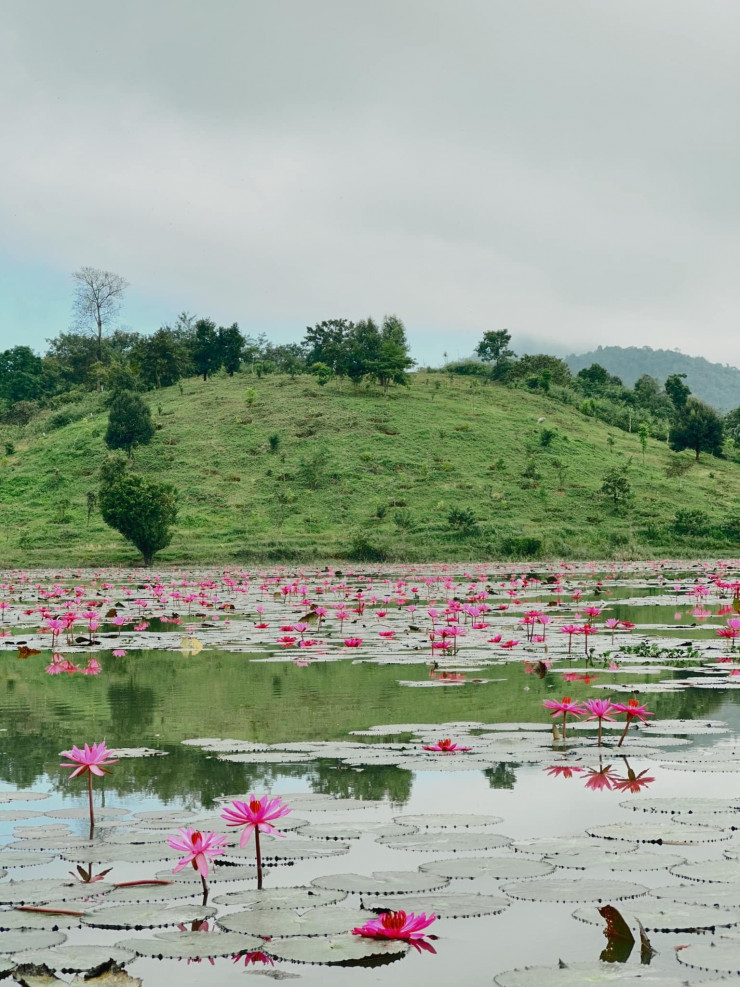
[1,0,739,367]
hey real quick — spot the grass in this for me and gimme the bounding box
[1,371,739,566]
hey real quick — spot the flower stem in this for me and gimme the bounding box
[617,717,631,748]
[562,712,567,740]
[597,719,603,747]
[255,827,263,890]
[87,772,94,838]
[201,873,209,906]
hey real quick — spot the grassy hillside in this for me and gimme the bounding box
[1,372,739,566]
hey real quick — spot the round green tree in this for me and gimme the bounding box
[669,398,723,461]
[99,463,177,565]
[104,390,155,457]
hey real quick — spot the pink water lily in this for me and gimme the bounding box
[352,909,436,941]
[542,696,585,739]
[168,827,228,878]
[582,697,617,746]
[221,794,291,889]
[612,698,653,747]
[422,738,472,753]
[59,741,118,836]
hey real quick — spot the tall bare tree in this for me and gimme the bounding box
[71,267,129,361]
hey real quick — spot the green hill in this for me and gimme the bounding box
[565,346,740,413]
[1,372,739,566]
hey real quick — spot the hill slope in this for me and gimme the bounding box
[565,346,740,412]
[1,372,739,566]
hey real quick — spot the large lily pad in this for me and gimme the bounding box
[220,838,348,863]
[0,792,50,803]
[101,883,196,904]
[219,905,364,937]
[420,856,554,880]
[651,884,740,908]
[495,961,715,985]
[392,813,503,829]
[675,941,740,975]
[0,880,113,905]
[12,945,136,971]
[369,892,509,918]
[83,902,217,929]
[311,871,450,895]
[115,930,265,959]
[264,933,408,966]
[0,928,66,952]
[619,796,740,815]
[212,886,346,909]
[60,844,170,865]
[669,859,740,883]
[502,879,648,902]
[513,837,634,857]
[586,822,728,845]
[295,821,409,840]
[607,851,686,873]
[572,902,740,932]
[0,852,55,868]
[377,831,511,852]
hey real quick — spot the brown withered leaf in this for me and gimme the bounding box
[598,904,635,962]
[105,609,118,618]
[17,646,41,660]
[637,918,656,964]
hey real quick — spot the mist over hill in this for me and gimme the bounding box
[565,346,740,413]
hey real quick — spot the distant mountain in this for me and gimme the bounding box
[565,346,740,413]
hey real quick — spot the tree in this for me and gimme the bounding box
[638,421,649,461]
[218,323,245,376]
[665,373,691,410]
[0,347,44,403]
[304,319,354,377]
[104,390,155,457]
[669,397,723,461]
[99,456,177,565]
[510,354,571,386]
[133,327,190,389]
[191,318,221,380]
[71,267,129,362]
[600,463,632,510]
[475,330,516,379]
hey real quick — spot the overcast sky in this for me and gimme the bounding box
[2,0,739,366]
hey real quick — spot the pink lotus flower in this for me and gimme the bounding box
[221,794,292,889]
[112,649,127,657]
[60,741,118,779]
[542,696,585,739]
[343,637,363,647]
[583,698,617,745]
[233,952,274,967]
[422,738,472,753]
[612,698,653,746]
[167,827,228,878]
[352,909,436,941]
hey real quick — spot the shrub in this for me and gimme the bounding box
[104,391,155,456]
[539,428,557,448]
[499,535,543,558]
[447,507,478,536]
[672,508,710,536]
[99,467,177,565]
[268,432,281,453]
[347,531,389,561]
[4,441,14,456]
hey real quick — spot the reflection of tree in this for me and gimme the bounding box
[106,682,157,734]
[308,763,412,805]
[484,763,519,789]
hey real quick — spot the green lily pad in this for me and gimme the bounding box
[669,859,740,883]
[83,902,216,929]
[502,879,648,903]
[311,871,450,895]
[619,797,740,815]
[212,886,346,909]
[0,928,66,952]
[572,902,740,931]
[420,856,554,880]
[650,884,740,908]
[219,904,364,937]
[377,831,512,852]
[369,891,509,918]
[392,813,503,828]
[12,944,136,971]
[0,852,55,868]
[296,821,409,840]
[264,933,408,966]
[0,880,113,905]
[586,822,728,845]
[115,929,264,959]
[495,961,715,985]
[675,941,740,975]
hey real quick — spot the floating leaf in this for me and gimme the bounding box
[513,838,633,857]
[607,852,685,873]
[0,928,66,952]
[101,884,196,904]
[502,879,648,903]
[212,887,346,909]
[296,822,409,840]
[114,930,265,959]
[650,884,740,908]
[12,945,136,972]
[0,880,113,905]
[219,905,365,937]
[494,960,711,985]
[669,859,740,883]
[393,813,503,829]
[420,856,554,880]
[84,903,216,929]
[619,796,740,815]
[311,871,450,895]
[573,903,740,932]
[377,831,511,852]
[675,941,740,975]
[369,892,509,918]
[264,933,408,966]
[220,838,348,863]
[586,822,728,845]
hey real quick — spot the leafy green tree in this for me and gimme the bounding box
[475,330,516,378]
[0,347,44,403]
[218,323,244,376]
[638,421,649,461]
[669,398,723,461]
[665,373,691,410]
[510,354,571,386]
[310,362,333,386]
[104,390,155,457]
[99,457,177,565]
[304,319,354,377]
[192,318,220,381]
[133,327,191,389]
[724,406,740,442]
[600,463,632,510]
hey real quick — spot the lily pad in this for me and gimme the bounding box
[513,837,633,857]
[212,887,346,909]
[0,880,114,904]
[101,883,196,904]
[377,831,512,852]
[220,838,348,863]
[219,905,364,937]
[650,884,740,908]
[311,871,450,895]
[572,902,740,932]
[83,902,217,929]
[675,941,740,975]
[495,961,714,985]
[502,879,648,903]
[392,813,503,829]
[115,929,265,959]
[669,859,740,883]
[264,933,408,966]
[12,945,136,971]
[0,909,83,931]
[619,796,740,815]
[0,928,66,952]
[420,856,554,880]
[60,844,171,865]
[607,851,686,873]
[586,822,728,845]
[295,821,409,840]
[0,791,50,803]
[369,892,509,918]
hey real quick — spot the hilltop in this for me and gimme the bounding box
[1,372,739,567]
[565,346,740,413]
